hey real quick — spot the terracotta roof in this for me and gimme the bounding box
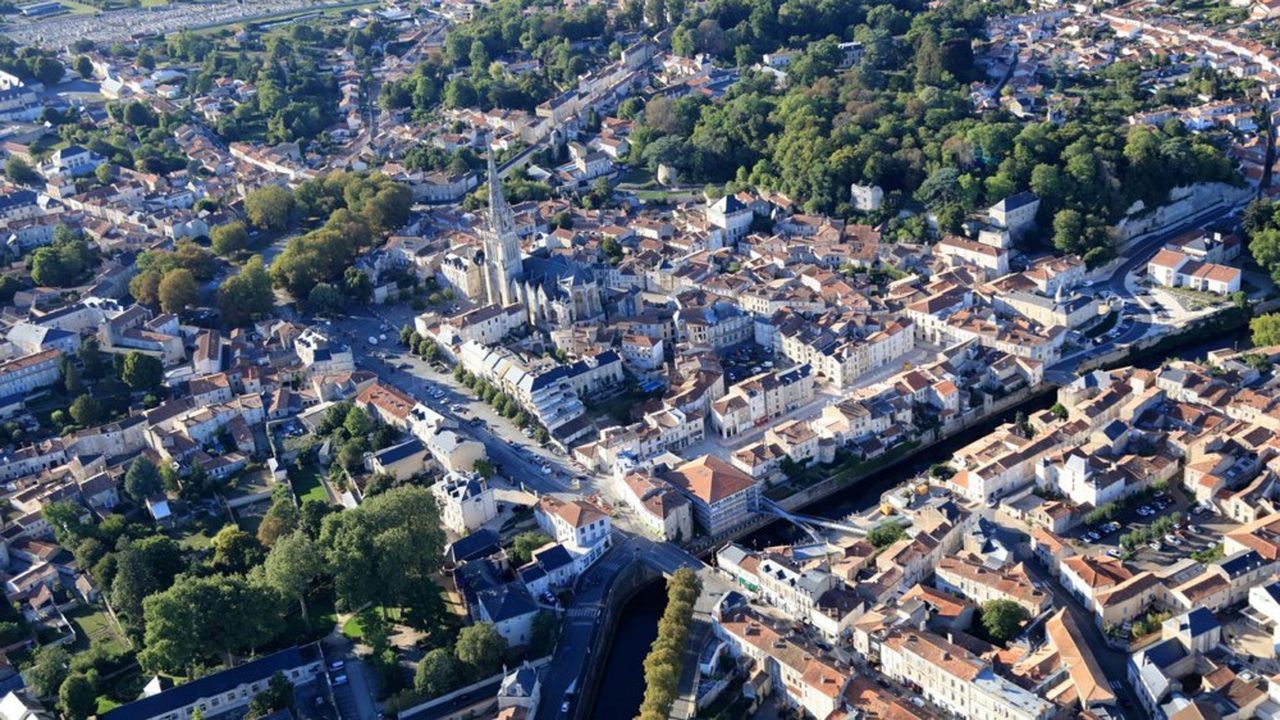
[665,454,756,504]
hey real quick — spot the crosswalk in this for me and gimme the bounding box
[567,606,599,619]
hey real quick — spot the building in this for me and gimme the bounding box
[0,349,62,398]
[294,329,354,377]
[934,554,1051,615]
[97,645,324,720]
[535,496,612,562]
[711,365,815,438]
[432,472,498,534]
[663,455,760,536]
[850,183,884,212]
[478,148,603,328]
[707,194,753,243]
[1146,248,1242,295]
[879,628,1053,720]
[987,191,1040,239]
[620,471,694,543]
[369,438,429,480]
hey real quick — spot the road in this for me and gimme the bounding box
[1045,200,1246,385]
[323,305,583,496]
[991,520,1144,718]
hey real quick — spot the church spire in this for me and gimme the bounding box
[481,135,522,308]
[486,138,516,241]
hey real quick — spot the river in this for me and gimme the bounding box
[593,323,1251,718]
[586,580,666,720]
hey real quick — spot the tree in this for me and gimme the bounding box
[212,525,264,574]
[258,486,300,546]
[343,266,372,303]
[454,623,506,680]
[308,282,345,313]
[414,648,460,697]
[319,486,447,612]
[260,531,324,623]
[26,645,70,699]
[218,255,273,326]
[1052,208,1085,254]
[5,156,38,185]
[121,351,163,390]
[530,610,558,656]
[300,498,332,539]
[78,336,104,379]
[62,358,81,394]
[130,270,163,306]
[343,405,374,438]
[111,535,185,634]
[139,574,281,674]
[245,673,294,720]
[509,531,551,566]
[867,522,905,549]
[244,185,295,232]
[124,457,164,502]
[58,673,96,720]
[1252,313,1280,347]
[1249,226,1280,280]
[68,394,103,426]
[211,222,250,257]
[29,55,63,85]
[637,569,700,720]
[158,268,197,315]
[74,55,93,79]
[980,599,1029,643]
[30,246,77,287]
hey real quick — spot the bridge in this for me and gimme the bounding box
[759,497,868,539]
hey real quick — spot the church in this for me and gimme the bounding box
[479,150,604,330]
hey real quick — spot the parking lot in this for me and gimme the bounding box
[720,342,775,385]
[1069,487,1239,569]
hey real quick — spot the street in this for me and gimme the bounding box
[1046,200,1247,384]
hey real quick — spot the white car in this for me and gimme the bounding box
[367,336,378,345]
[541,465,552,475]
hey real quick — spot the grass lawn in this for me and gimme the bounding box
[342,608,403,640]
[56,0,101,14]
[66,605,128,655]
[616,167,653,186]
[96,667,147,715]
[291,463,330,504]
[171,514,222,551]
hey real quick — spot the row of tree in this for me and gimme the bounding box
[637,569,701,720]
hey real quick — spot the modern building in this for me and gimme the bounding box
[662,455,760,537]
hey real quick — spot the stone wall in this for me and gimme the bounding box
[1114,182,1251,246]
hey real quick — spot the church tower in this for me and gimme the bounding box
[481,145,522,307]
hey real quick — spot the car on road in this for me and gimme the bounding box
[329,660,345,671]
[541,465,552,475]
[332,674,348,686]
[367,336,378,345]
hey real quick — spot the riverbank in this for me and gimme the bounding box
[591,314,1254,719]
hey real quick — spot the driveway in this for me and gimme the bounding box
[322,638,381,720]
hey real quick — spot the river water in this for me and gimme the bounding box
[593,324,1251,718]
